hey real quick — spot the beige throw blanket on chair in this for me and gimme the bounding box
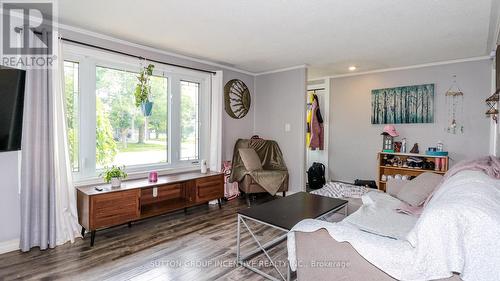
[229,138,288,195]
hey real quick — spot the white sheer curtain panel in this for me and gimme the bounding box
[209,71,223,172]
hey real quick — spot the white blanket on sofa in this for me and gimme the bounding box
[343,191,418,240]
[288,171,500,281]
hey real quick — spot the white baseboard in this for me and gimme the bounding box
[0,239,19,254]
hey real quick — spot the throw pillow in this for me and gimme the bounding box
[239,148,263,171]
[396,172,443,206]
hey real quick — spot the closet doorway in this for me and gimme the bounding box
[306,79,330,183]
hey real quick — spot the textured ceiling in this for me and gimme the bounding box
[58,0,498,77]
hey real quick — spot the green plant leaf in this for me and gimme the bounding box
[135,64,155,107]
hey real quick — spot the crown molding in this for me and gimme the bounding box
[313,56,492,80]
[255,64,308,76]
[57,23,257,76]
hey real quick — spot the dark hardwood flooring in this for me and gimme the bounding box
[0,196,290,281]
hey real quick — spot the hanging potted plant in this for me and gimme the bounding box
[100,165,128,188]
[135,63,155,116]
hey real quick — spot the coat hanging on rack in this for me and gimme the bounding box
[306,92,314,146]
[309,94,324,150]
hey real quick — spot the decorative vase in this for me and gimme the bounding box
[141,101,154,117]
[111,177,122,188]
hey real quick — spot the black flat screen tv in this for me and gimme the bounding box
[0,66,26,152]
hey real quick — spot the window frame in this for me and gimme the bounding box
[64,43,211,183]
[179,79,202,161]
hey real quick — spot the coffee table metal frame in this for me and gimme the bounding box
[236,202,348,281]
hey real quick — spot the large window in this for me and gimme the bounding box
[64,45,209,181]
[95,66,168,168]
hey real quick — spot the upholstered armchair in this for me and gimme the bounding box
[229,138,289,206]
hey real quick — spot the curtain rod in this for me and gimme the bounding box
[308,88,325,91]
[61,38,217,75]
[27,29,217,75]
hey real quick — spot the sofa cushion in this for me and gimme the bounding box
[396,172,443,206]
[238,148,263,171]
[386,179,407,197]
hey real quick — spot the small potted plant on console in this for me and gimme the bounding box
[101,165,128,188]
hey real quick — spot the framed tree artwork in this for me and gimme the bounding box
[371,84,434,124]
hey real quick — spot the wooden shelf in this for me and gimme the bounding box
[379,151,448,158]
[379,165,446,174]
[377,152,449,191]
[140,198,188,219]
[76,171,222,196]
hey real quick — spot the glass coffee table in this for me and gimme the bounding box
[236,192,348,281]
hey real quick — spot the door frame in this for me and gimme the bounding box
[306,78,330,181]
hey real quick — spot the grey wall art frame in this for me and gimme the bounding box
[371,84,434,124]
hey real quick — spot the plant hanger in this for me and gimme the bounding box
[135,59,155,116]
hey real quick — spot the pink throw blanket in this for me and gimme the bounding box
[425,155,500,205]
[441,155,500,182]
[398,156,500,216]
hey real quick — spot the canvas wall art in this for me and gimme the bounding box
[371,84,434,124]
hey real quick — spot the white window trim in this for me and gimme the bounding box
[63,43,211,184]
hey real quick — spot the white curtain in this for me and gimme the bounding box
[20,33,81,251]
[53,37,81,245]
[209,71,223,172]
[20,30,56,251]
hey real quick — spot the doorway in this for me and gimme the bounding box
[306,79,330,182]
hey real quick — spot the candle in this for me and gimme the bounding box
[149,171,158,183]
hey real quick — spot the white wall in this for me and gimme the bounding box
[329,59,493,182]
[0,152,21,251]
[255,68,307,193]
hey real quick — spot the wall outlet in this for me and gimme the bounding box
[153,187,158,198]
[285,123,291,132]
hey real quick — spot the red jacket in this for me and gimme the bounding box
[309,97,324,150]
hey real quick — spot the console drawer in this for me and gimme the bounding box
[195,175,224,202]
[91,190,140,229]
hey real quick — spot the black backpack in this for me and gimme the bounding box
[307,162,326,190]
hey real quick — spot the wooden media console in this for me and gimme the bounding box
[76,171,224,246]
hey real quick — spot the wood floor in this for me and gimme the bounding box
[0,196,290,281]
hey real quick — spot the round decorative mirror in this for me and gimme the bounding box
[224,79,251,119]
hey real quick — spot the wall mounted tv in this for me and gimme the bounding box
[0,66,26,152]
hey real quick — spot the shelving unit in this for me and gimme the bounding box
[377,152,449,191]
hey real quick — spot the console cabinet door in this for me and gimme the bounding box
[195,175,224,203]
[90,189,140,229]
